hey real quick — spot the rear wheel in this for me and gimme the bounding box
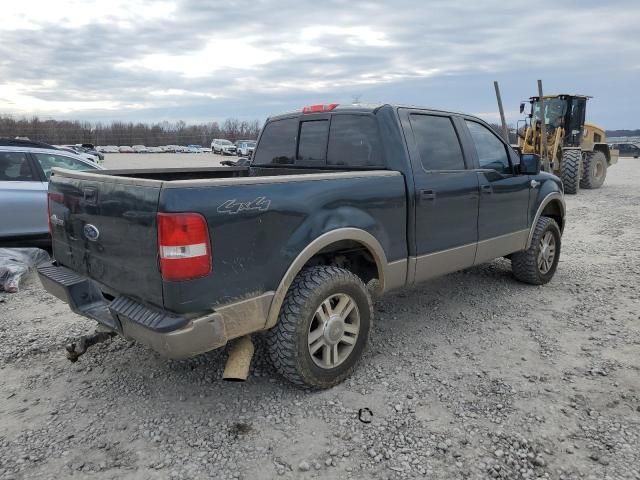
[266,266,372,389]
[511,216,561,285]
[560,149,582,194]
[580,151,607,189]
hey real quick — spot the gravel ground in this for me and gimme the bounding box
[1,158,639,480]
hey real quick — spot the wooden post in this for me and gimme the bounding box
[493,81,509,143]
[537,79,548,169]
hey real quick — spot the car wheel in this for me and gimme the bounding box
[511,216,561,285]
[266,266,372,389]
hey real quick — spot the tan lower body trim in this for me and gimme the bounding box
[474,229,528,265]
[413,243,477,283]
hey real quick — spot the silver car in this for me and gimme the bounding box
[0,139,103,246]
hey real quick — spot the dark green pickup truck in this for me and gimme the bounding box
[39,103,565,388]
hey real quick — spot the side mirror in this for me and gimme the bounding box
[519,103,526,114]
[519,153,541,175]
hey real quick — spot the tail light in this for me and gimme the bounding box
[302,103,338,113]
[157,213,212,281]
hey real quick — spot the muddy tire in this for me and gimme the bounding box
[511,216,561,285]
[560,149,582,194]
[266,266,372,389]
[580,151,607,189]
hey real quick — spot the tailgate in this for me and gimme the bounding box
[48,169,163,307]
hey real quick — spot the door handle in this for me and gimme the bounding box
[530,179,540,188]
[420,189,436,200]
[481,185,493,194]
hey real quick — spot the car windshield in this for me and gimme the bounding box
[220,140,232,145]
[247,141,256,147]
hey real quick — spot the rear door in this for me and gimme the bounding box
[48,169,164,307]
[0,150,47,238]
[459,119,531,264]
[399,110,479,283]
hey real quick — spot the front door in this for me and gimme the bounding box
[461,119,531,264]
[401,111,480,284]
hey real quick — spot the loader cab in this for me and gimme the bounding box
[529,94,589,147]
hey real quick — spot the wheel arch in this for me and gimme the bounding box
[264,228,404,329]
[527,193,565,248]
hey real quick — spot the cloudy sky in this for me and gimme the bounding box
[1,0,639,128]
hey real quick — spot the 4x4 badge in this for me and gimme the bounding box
[217,197,271,215]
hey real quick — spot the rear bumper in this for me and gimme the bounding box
[37,262,273,360]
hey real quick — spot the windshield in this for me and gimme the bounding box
[532,98,567,127]
[220,140,232,145]
[247,141,256,147]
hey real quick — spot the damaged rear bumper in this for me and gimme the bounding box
[37,262,273,360]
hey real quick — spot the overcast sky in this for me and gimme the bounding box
[1,0,639,128]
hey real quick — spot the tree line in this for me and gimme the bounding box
[0,114,262,146]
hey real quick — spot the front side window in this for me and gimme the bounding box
[465,121,511,174]
[34,153,94,179]
[327,115,382,167]
[410,114,465,170]
[297,120,328,164]
[0,151,35,181]
[253,118,298,165]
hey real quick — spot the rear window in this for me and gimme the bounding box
[410,114,465,170]
[297,120,328,164]
[0,152,36,181]
[253,118,298,165]
[327,115,382,167]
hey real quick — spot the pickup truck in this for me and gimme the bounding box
[38,103,566,388]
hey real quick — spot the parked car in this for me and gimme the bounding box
[187,144,203,153]
[119,146,134,153]
[211,139,237,155]
[101,145,119,153]
[0,138,102,247]
[236,140,256,157]
[57,145,101,164]
[147,146,163,153]
[40,103,565,388]
[76,144,105,162]
[132,145,149,153]
[610,142,640,158]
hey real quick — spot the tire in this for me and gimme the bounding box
[580,151,607,189]
[511,216,561,285]
[266,266,373,389]
[560,149,582,194]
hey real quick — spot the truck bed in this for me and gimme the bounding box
[48,166,408,317]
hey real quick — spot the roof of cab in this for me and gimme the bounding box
[267,103,473,122]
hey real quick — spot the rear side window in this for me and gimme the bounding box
[253,118,298,165]
[465,120,511,174]
[33,153,94,179]
[0,152,36,181]
[327,115,383,167]
[297,120,328,164]
[410,114,465,170]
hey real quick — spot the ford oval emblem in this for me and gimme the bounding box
[83,224,100,241]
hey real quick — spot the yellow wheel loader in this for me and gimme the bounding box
[517,94,618,194]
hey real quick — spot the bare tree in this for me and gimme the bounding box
[0,114,262,146]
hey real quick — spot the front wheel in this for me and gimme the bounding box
[580,151,607,189]
[511,217,561,285]
[266,266,372,389]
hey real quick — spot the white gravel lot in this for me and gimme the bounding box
[1,157,639,480]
